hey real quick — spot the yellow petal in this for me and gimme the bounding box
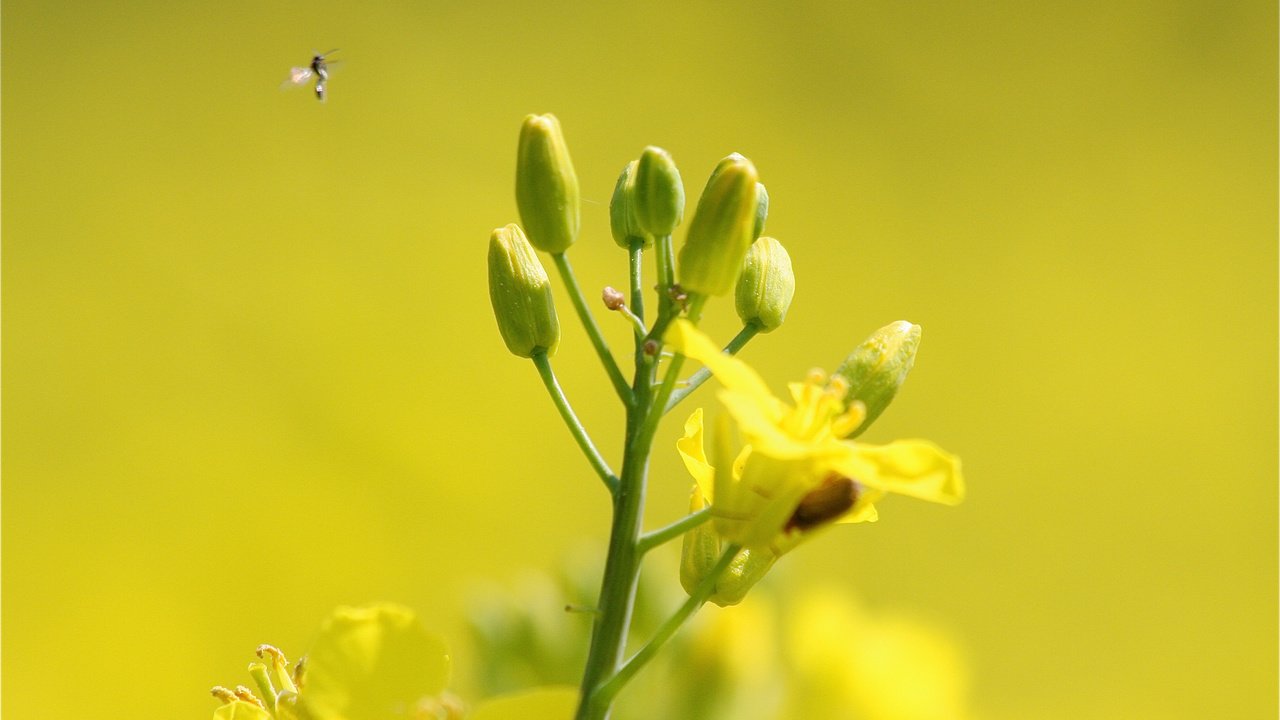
[837,487,884,524]
[834,440,964,506]
[677,409,715,498]
[213,702,271,720]
[302,604,451,720]
[666,320,783,420]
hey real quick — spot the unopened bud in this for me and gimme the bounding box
[515,113,580,254]
[680,486,777,607]
[680,487,722,599]
[633,146,684,237]
[488,224,560,358]
[709,546,777,607]
[752,182,769,240]
[609,161,647,248]
[678,154,759,296]
[701,153,746,195]
[834,321,922,437]
[734,236,794,332]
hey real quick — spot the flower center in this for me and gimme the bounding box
[781,370,862,441]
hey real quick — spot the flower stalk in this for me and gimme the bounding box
[482,118,963,720]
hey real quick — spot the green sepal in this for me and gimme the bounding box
[709,546,777,607]
[679,487,723,597]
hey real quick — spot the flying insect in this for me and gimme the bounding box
[284,49,339,102]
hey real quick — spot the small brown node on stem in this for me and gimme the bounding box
[643,339,660,356]
[667,283,689,308]
[602,286,626,311]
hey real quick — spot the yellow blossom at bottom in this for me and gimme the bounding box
[785,591,970,720]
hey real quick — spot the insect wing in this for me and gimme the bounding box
[281,66,314,90]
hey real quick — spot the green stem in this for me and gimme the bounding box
[573,235,700,720]
[653,234,674,295]
[532,352,619,495]
[643,295,707,436]
[628,239,645,325]
[663,322,761,413]
[575,372,654,719]
[636,507,713,556]
[552,252,633,405]
[590,544,741,710]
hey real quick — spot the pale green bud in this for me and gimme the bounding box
[834,321,922,437]
[734,236,794,332]
[701,152,746,195]
[709,546,777,607]
[609,160,647,248]
[680,488,722,598]
[752,182,769,239]
[488,224,560,358]
[633,146,684,237]
[680,486,777,607]
[678,155,759,296]
[515,113,580,254]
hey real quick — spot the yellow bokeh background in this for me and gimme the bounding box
[3,1,1275,718]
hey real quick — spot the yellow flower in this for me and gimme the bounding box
[210,604,451,720]
[669,319,963,552]
[785,590,971,720]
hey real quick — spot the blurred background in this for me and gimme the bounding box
[3,1,1275,718]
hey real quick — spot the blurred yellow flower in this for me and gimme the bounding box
[210,604,451,720]
[668,319,964,552]
[784,590,970,720]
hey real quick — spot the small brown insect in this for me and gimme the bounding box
[785,474,860,532]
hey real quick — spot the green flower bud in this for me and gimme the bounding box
[633,146,684,237]
[680,487,722,598]
[609,160,647,248]
[488,224,560,358]
[834,321,923,438]
[680,486,777,607]
[752,182,769,240]
[701,152,746,195]
[678,155,759,296]
[515,113,580,254]
[734,236,794,332]
[709,546,777,607]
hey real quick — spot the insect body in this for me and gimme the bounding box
[785,474,860,532]
[285,49,339,102]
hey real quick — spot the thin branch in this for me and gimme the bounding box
[637,507,714,555]
[551,252,633,405]
[532,351,619,495]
